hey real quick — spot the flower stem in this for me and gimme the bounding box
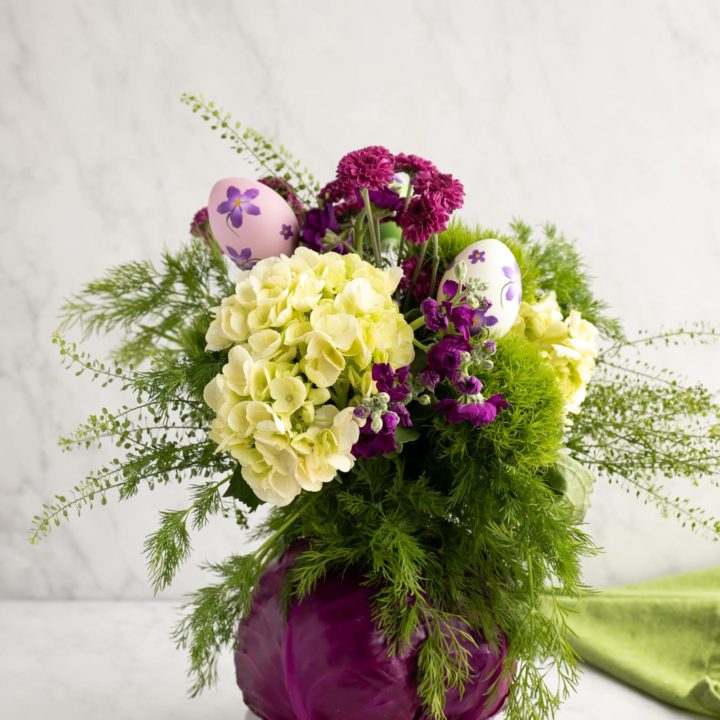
[409,315,426,331]
[429,234,440,296]
[361,188,382,267]
[403,240,429,311]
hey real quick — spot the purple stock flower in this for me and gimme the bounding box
[302,204,341,252]
[368,187,404,212]
[502,261,522,304]
[441,280,459,300]
[392,403,412,428]
[372,363,411,403]
[352,412,400,459]
[420,298,449,332]
[226,246,258,270]
[454,375,483,395]
[437,394,509,427]
[426,334,471,380]
[336,146,395,190]
[217,186,261,229]
[420,369,442,391]
[448,304,477,332]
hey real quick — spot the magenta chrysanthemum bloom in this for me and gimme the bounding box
[336,146,395,190]
[394,152,437,175]
[318,178,352,204]
[414,169,465,212]
[189,207,212,243]
[397,194,449,245]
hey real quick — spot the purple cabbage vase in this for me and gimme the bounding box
[234,548,511,720]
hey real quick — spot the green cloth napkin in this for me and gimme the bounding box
[549,566,720,716]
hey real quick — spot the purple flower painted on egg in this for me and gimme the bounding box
[226,246,259,270]
[279,223,294,240]
[501,261,521,305]
[468,249,486,264]
[217,186,261,230]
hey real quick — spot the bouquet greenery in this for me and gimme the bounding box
[32,95,720,720]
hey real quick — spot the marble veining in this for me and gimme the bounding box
[1,0,719,599]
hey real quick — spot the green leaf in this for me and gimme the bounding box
[224,466,264,511]
[545,453,595,522]
[395,426,420,445]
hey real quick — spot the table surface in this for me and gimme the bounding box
[1,601,699,720]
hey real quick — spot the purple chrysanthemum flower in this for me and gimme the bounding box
[226,246,258,270]
[436,394,509,427]
[393,153,437,175]
[396,194,449,245]
[336,146,395,190]
[217,186,261,229]
[190,207,212,244]
[413,169,465,213]
[318,179,352,204]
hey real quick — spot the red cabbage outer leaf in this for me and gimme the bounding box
[235,548,510,720]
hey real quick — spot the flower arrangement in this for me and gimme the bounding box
[33,94,720,720]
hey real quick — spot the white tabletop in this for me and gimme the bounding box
[1,601,698,719]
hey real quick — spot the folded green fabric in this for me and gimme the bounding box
[548,566,720,717]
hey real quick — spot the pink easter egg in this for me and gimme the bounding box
[208,178,300,269]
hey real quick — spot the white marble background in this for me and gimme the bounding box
[1,0,719,600]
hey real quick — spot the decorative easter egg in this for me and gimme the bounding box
[440,238,522,338]
[208,178,299,269]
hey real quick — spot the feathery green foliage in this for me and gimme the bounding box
[181,93,320,206]
[567,325,720,539]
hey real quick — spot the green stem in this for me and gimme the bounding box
[353,208,366,255]
[429,234,440,296]
[255,508,303,563]
[410,316,426,331]
[361,188,382,266]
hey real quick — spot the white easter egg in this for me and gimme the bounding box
[439,238,522,338]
